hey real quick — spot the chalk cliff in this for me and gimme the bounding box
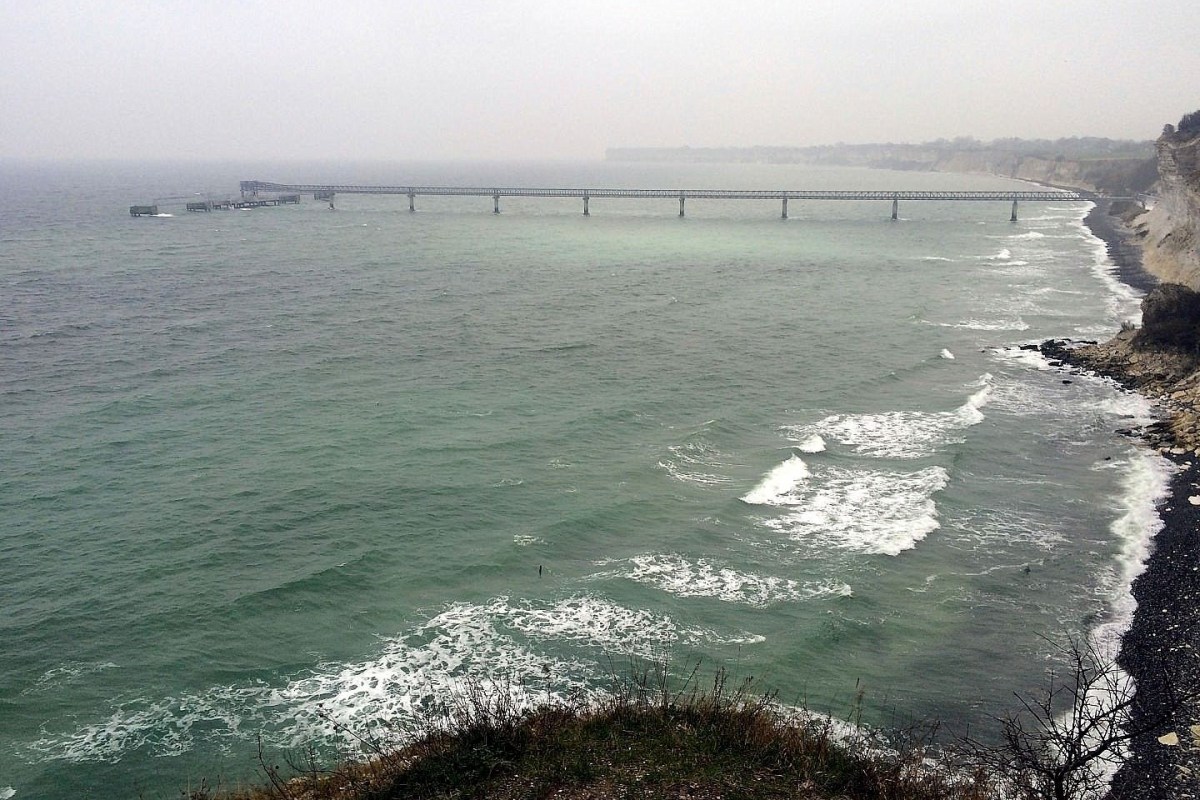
[918,150,1157,195]
[1046,121,1200,450]
[1136,129,1200,287]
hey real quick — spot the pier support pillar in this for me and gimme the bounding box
[891,198,899,221]
[679,194,686,218]
[781,197,788,219]
[1010,200,1018,222]
[493,193,500,214]
[408,193,416,213]
[583,195,589,216]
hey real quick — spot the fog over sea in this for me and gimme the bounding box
[0,160,1171,798]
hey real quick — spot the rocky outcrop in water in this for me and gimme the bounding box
[1042,284,1200,451]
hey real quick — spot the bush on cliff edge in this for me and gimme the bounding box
[1133,283,1200,355]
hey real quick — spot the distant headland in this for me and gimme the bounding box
[607,137,1159,198]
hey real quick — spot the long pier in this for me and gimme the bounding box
[238,180,1091,221]
[131,181,1097,220]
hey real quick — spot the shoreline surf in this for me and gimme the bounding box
[1061,199,1199,799]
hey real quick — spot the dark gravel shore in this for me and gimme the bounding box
[1109,450,1200,800]
[1051,200,1200,799]
[1084,198,1157,294]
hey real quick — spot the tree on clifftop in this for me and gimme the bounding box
[1175,109,1200,137]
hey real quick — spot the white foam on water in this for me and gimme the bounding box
[1073,323,1123,337]
[989,348,1160,425]
[496,595,764,652]
[492,477,524,487]
[785,376,992,459]
[986,261,1037,277]
[658,439,735,487]
[1067,201,1143,323]
[32,595,759,762]
[932,317,1030,331]
[1090,453,1173,658]
[795,434,827,453]
[985,247,1012,260]
[755,464,950,556]
[1095,392,1157,428]
[740,454,810,505]
[948,506,1067,552]
[990,344,1055,371]
[919,256,954,262]
[1068,452,1172,789]
[30,685,260,763]
[0,788,14,799]
[594,553,852,607]
[23,662,119,694]
[513,534,544,546]
[1029,286,1085,296]
[1010,230,1046,240]
[939,349,955,360]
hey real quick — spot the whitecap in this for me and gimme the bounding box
[784,376,992,459]
[755,464,950,556]
[740,454,809,505]
[939,349,955,360]
[795,434,827,454]
[32,596,759,762]
[594,554,852,607]
[27,662,119,693]
[933,317,1030,331]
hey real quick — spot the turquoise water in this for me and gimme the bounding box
[0,160,1168,798]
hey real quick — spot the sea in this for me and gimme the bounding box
[0,159,1172,798]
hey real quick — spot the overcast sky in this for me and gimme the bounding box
[3,1,1197,161]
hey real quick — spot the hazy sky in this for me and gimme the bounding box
[3,1,1198,161]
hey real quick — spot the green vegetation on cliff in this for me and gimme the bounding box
[1164,109,1200,139]
[190,670,990,800]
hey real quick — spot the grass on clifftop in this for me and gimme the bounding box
[188,666,993,800]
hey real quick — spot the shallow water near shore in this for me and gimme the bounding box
[0,159,1168,798]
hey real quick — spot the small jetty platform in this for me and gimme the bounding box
[130,194,299,216]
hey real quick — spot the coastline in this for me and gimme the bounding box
[1054,200,1200,799]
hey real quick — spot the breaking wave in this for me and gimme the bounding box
[593,553,852,606]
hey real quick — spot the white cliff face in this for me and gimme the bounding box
[1140,131,1200,288]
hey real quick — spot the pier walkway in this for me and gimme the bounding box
[239,180,1094,220]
